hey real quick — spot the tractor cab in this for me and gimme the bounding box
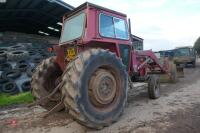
[60,2,130,45]
[174,46,196,67]
[174,47,195,57]
[56,2,131,71]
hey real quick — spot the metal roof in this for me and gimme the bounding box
[0,0,74,37]
[64,2,127,19]
[131,34,143,42]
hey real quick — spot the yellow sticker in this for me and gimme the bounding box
[66,47,76,61]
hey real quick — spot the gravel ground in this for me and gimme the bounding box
[0,60,200,133]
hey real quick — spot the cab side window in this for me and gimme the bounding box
[114,18,128,39]
[99,13,129,40]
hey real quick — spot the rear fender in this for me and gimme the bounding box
[53,45,65,71]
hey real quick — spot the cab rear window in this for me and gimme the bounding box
[60,13,85,43]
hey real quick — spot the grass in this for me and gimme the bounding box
[0,92,34,106]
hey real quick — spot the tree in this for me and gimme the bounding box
[194,37,200,55]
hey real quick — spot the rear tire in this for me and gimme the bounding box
[31,57,62,110]
[61,49,128,129]
[148,75,160,99]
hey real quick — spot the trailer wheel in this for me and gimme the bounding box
[31,57,62,110]
[61,49,128,129]
[148,75,160,99]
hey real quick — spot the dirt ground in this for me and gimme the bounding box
[1,60,200,133]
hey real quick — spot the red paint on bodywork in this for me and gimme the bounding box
[53,45,65,71]
[56,3,131,72]
[55,2,169,77]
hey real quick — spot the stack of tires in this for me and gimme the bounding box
[0,43,54,95]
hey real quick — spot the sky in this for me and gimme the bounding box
[63,0,200,51]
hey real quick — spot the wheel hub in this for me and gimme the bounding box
[89,69,117,106]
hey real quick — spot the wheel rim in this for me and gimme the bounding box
[89,69,117,108]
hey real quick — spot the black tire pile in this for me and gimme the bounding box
[0,43,55,95]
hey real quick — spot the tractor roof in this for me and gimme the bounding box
[64,2,127,18]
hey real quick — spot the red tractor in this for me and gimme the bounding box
[31,2,178,129]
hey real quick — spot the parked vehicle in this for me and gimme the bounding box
[30,2,182,129]
[174,46,197,67]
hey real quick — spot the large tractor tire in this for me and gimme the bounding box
[31,57,62,110]
[61,49,128,129]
